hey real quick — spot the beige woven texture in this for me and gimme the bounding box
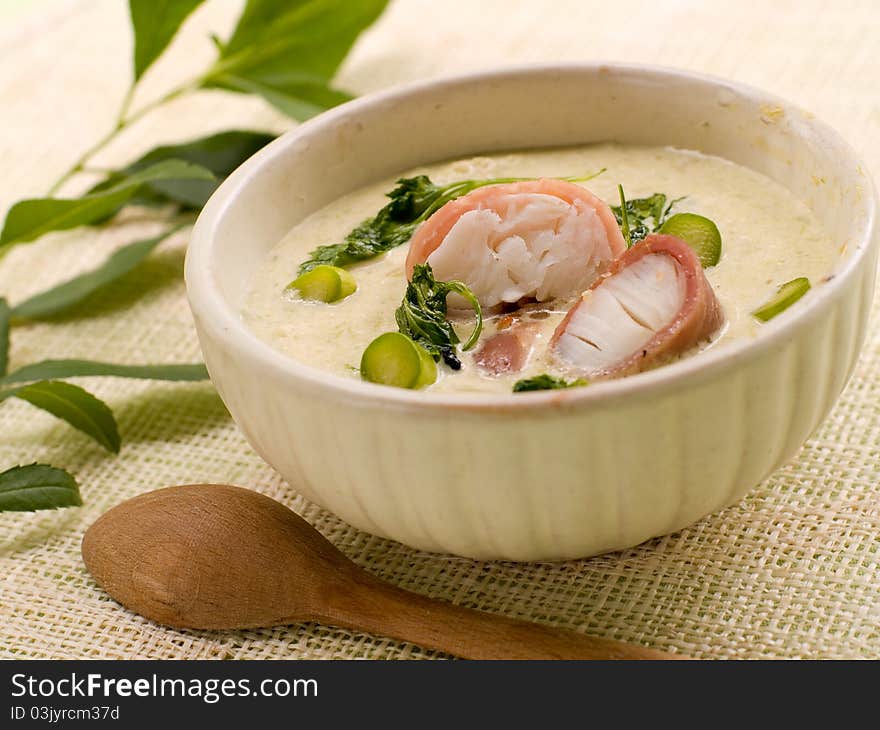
[1,0,878,660]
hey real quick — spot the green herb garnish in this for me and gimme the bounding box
[298,170,605,274]
[617,185,634,248]
[513,374,588,392]
[395,263,482,370]
[612,189,682,247]
[752,277,811,322]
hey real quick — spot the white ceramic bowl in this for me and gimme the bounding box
[186,64,877,561]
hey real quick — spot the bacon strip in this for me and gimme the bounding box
[473,322,540,375]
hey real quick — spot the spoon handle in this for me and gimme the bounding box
[326,573,683,660]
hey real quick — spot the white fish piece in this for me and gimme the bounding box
[405,179,626,309]
[552,234,724,378]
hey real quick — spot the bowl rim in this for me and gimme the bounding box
[186,61,878,412]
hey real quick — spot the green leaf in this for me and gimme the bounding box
[0,160,214,250]
[0,463,81,512]
[203,0,388,120]
[212,74,352,121]
[10,227,181,320]
[0,360,209,386]
[88,130,276,208]
[0,381,120,453]
[130,0,204,81]
[0,298,9,376]
[220,0,386,66]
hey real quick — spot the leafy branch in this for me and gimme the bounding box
[0,0,388,512]
[0,225,212,507]
[2,0,389,253]
[0,241,212,450]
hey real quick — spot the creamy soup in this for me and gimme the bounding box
[242,145,837,394]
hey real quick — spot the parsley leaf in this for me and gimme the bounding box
[395,264,482,369]
[513,374,588,392]
[611,189,683,247]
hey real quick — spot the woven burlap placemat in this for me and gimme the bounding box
[1,0,878,659]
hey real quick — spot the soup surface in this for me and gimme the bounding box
[242,144,836,394]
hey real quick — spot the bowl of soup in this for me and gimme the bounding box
[186,64,877,560]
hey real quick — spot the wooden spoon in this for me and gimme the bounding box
[82,484,682,660]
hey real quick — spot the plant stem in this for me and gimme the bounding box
[46,126,119,196]
[117,85,135,125]
[80,166,118,176]
[45,81,198,197]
